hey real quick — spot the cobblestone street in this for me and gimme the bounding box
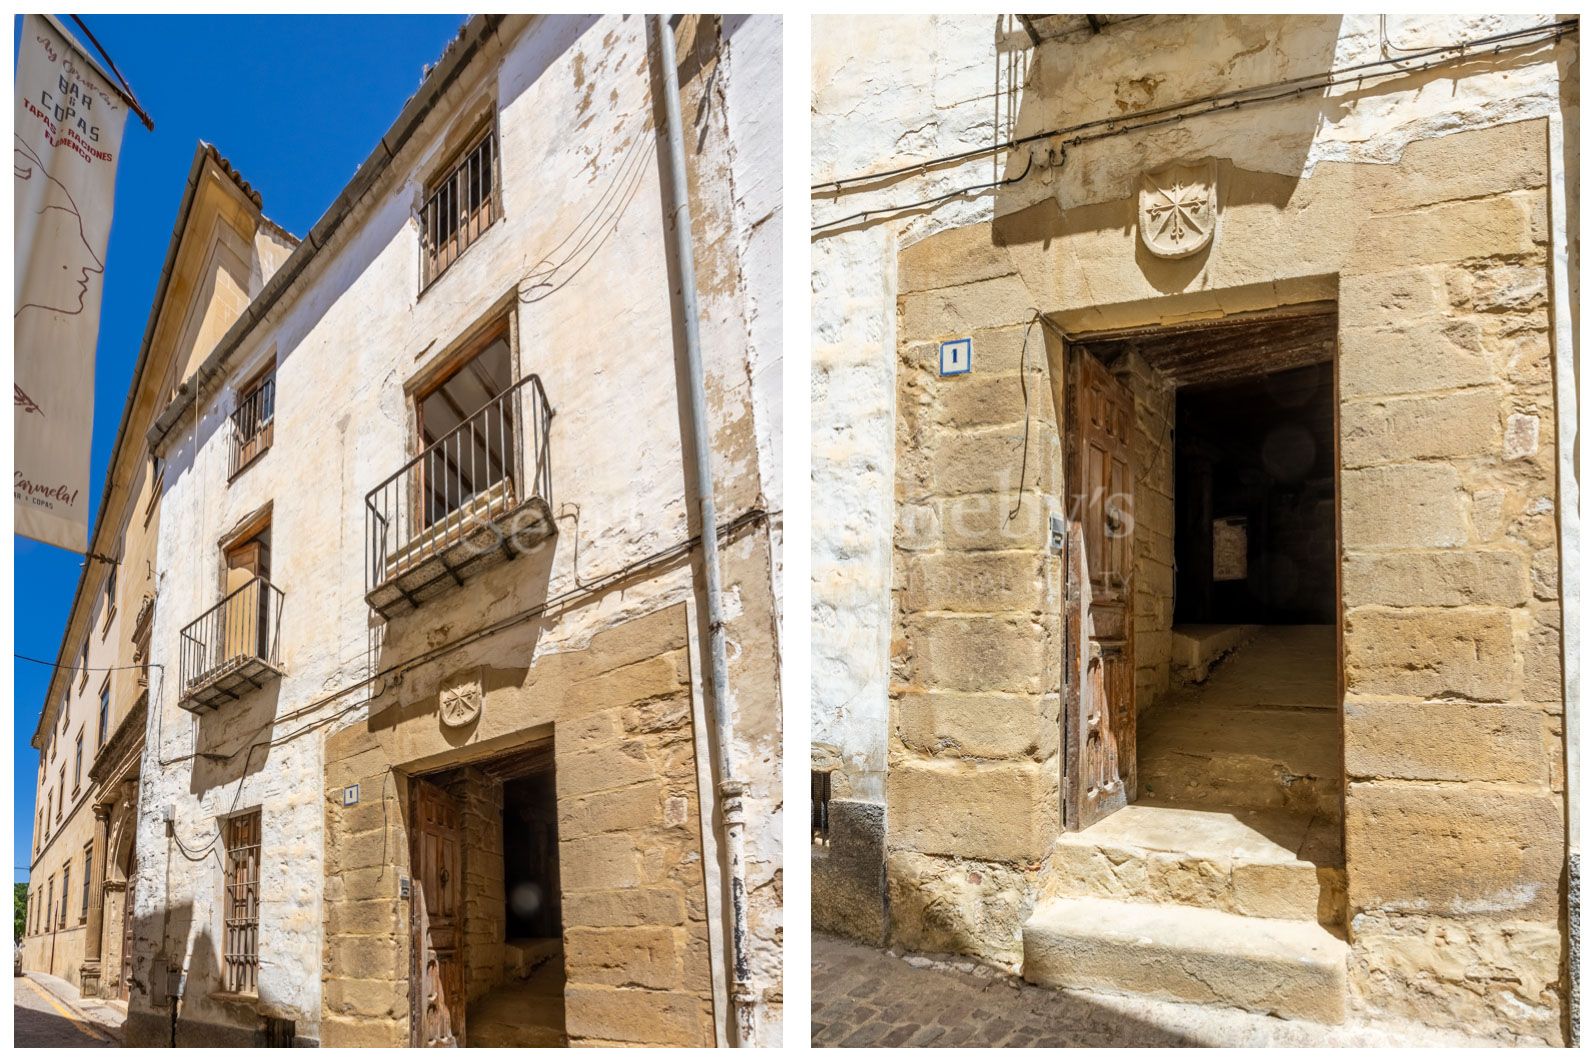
[810,934,1514,1048]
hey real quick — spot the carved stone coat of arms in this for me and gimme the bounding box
[439,670,484,728]
[1138,160,1218,259]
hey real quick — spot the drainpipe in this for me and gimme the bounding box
[1547,101,1579,1046]
[651,13,755,1047]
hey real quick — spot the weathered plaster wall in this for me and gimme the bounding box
[133,13,781,1048]
[814,12,1574,1044]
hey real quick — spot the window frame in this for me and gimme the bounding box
[222,809,262,996]
[73,728,83,795]
[81,843,93,923]
[229,361,278,479]
[417,113,501,291]
[59,861,70,929]
[101,566,117,635]
[97,683,110,748]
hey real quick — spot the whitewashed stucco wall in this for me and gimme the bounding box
[138,13,782,1045]
[809,11,1576,801]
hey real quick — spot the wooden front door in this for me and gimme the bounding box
[410,779,465,1047]
[1063,344,1137,831]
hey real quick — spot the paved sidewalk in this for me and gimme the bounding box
[15,971,126,1047]
[811,934,1520,1048]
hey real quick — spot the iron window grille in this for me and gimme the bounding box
[229,372,276,478]
[82,845,92,922]
[224,810,261,995]
[420,126,498,288]
[59,864,70,928]
[812,770,832,845]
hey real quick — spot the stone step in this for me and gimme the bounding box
[1041,803,1345,925]
[1138,705,1341,818]
[1169,623,1260,684]
[1022,895,1349,1023]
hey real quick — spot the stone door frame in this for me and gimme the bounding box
[1053,304,1348,838]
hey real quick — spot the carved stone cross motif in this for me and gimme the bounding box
[1138,159,1218,259]
[439,671,484,728]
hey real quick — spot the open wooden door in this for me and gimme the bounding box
[1062,344,1137,831]
[222,528,271,664]
[410,779,465,1047]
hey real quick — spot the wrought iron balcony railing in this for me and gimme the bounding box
[364,373,554,618]
[178,576,284,713]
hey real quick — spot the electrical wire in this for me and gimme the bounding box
[16,654,162,674]
[811,150,1034,234]
[810,18,1576,210]
[146,506,774,860]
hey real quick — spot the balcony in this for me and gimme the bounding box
[365,373,554,619]
[178,576,285,713]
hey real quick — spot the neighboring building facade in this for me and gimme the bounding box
[124,14,782,1049]
[21,146,294,1003]
[812,14,1577,1046]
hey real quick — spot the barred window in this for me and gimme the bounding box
[420,125,498,288]
[229,367,276,477]
[59,862,70,929]
[811,770,832,845]
[81,844,92,923]
[223,810,261,995]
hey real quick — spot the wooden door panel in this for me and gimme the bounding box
[1064,345,1137,832]
[411,779,463,1047]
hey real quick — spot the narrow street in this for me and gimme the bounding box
[14,975,120,1048]
[810,934,1511,1048]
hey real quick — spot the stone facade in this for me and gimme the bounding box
[123,14,781,1048]
[812,13,1576,1046]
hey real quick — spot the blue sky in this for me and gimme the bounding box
[13,14,468,882]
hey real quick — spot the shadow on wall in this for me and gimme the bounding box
[809,15,1037,240]
[123,899,192,1047]
[363,537,555,740]
[189,682,281,795]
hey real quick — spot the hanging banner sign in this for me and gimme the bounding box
[14,14,129,552]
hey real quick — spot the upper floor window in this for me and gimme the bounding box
[145,452,164,526]
[230,365,277,478]
[420,123,498,288]
[81,844,92,923]
[102,559,118,632]
[98,685,110,748]
[73,731,83,793]
[77,643,88,693]
[56,769,64,820]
